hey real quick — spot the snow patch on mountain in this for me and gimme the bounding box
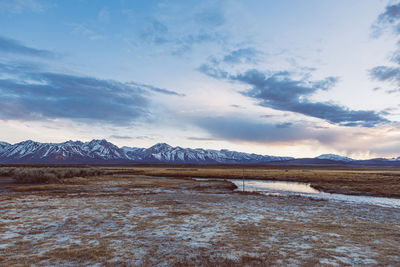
[0,142,11,154]
[315,154,354,162]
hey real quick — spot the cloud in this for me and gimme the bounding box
[377,3,400,26]
[0,34,185,125]
[109,135,134,140]
[188,115,400,157]
[128,82,185,96]
[0,36,56,58]
[0,0,45,13]
[197,63,228,79]
[98,8,110,23]
[140,20,169,45]
[187,136,218,141]
[0,46,184,125]
[0,69,149,124]
[369,3,400,93]
[222,48,261,64]
[138,18,226,55]
[110,135,155,140]
[69,23,106,40]
[275,122,293,128]
[371,3,400,37]
[200,47,262,70]
[127,3,228,55]
[370,65,400,86]
[191,116,339,144]
[199,65,389,127]
[230,104,242,109]
[194,7,225,27]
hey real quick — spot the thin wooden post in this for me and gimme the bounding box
[242,168,245,191]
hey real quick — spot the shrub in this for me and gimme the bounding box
[0,167,16,177]
[5,167,107,184]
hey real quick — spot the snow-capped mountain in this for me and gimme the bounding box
[1,139,399,165]
[121,143,293,163]
[0,139,293,164]
[0,139,128,163]
[315,154,354,162]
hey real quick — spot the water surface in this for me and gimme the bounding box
[229,179,400,209]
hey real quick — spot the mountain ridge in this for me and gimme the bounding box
[0,139,399,166]
[0,139,293,164]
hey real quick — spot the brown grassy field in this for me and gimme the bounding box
[0,166,400,266]
[109,165,400,198]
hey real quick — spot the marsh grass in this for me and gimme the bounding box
[0,166,107,184]
[122,166,400,198]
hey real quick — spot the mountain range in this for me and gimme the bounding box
[1,139,400,166]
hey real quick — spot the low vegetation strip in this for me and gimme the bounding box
[0,167,107,184]
[119,166,400,198]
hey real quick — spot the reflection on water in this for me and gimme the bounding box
[229,179,400,209]
[231,180,320,194]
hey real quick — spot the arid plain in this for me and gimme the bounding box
[1,165,400,266]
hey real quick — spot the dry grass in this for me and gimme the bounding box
[1,167,400,266]
[170,252,269,267]
[42,240,115,264]
[0,166,108,184]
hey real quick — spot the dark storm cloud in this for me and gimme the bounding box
[199,65,389,127]
[0,36,56,58]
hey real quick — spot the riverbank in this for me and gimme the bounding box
[117,166,400,198]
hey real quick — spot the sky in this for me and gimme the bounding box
[2,0,400,158]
